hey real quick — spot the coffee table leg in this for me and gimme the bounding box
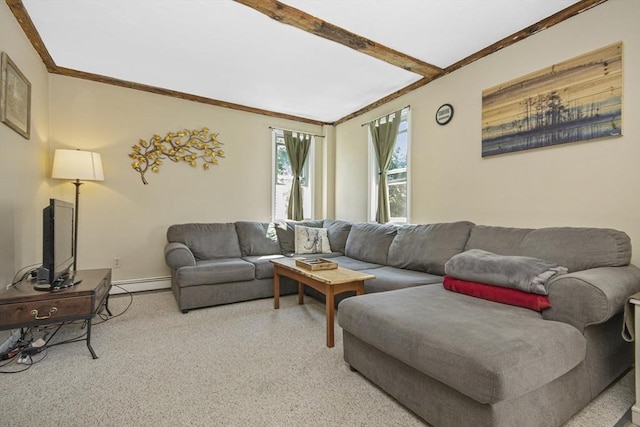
[298,282,304,305]
[274,270,280,309]
[326,287,335,348]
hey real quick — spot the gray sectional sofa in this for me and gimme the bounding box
[164,219,640,427]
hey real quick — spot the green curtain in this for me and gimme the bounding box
[369,110,402,224]
[284,131,311,220]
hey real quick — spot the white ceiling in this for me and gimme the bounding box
[22,0,580,123]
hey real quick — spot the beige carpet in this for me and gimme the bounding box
[0,290,634,426]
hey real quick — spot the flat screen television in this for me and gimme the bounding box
[36,199,75,290]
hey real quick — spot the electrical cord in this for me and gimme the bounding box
[94,284,133,324]
[7,263,41,290]
[0,337,48,374]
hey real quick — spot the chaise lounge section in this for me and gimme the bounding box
[338,225,640,426]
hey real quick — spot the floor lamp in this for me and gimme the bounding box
[51,149,104,271]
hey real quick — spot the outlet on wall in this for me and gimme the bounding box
[113,257,121,269]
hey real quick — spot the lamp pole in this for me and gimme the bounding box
[72,179,83,272]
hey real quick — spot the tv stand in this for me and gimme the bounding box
[0,269,112,359]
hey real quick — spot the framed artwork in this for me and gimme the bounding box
[481,42,622,157]
[1,52,31,139]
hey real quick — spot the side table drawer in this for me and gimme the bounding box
[0,296,92,328]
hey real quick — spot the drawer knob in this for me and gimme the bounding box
[30,307,58,320]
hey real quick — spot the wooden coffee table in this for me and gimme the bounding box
[271,258,375,347]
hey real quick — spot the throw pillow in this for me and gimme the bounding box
[295,225,331,254]
[443,276,551,312]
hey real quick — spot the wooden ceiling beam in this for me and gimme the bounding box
[5,0,327,126]
[234,0,443,79]
[442,0,608,75]
[52,67,327,126]
[6,0,57,72]
[332,0,609,125]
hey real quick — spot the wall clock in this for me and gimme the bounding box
[435,104,454,125]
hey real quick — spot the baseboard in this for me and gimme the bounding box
[110,276,171,294]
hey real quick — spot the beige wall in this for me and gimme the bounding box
[0,2,50,287]
[335,0,640,266]
[49,76,324,281]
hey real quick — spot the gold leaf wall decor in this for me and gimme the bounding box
[128,127,225,184]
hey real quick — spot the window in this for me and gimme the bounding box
[272,129,314,221]
[369,108,410,223]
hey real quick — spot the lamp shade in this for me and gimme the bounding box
[52,149,104,181]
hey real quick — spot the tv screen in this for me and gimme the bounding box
[40,199,75,289]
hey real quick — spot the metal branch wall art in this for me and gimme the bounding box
[129,127,225,184]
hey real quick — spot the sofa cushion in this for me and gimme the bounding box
[443,276,552,311]
[359,266,443,294]
[465,225,533,255]
[338,285,586,405]
[167,223,241,259]
[242,255,283,279]
[387,221,474,275]
[323,219,352,253]
[295,225,331,254]
[466,225,632,272]
[275,220,324,254]
[345,223,397,265]
[520,227,631,272]
[235,221,281,256]
[330,256,384,271]
[175,258,255,287]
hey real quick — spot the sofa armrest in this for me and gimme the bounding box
[542,265,640,332]
[165,242,196,269]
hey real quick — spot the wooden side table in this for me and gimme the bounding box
[0,268,112,359]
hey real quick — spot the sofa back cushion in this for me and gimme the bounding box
[520,227,631,272]
[465,225,533,256]
[167,223,241,260]
[388,221,474,275]
[323,219,352,253]
[466,225,631,272]
[345,223,397,265]
[235,221,281,256]
[275,220,324,254]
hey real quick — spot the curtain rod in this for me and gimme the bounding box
[361,105,410,127]
[269,126,325,138]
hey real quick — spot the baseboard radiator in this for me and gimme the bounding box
[110,276,171,295]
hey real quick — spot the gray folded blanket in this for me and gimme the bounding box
[444,249,568,295]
